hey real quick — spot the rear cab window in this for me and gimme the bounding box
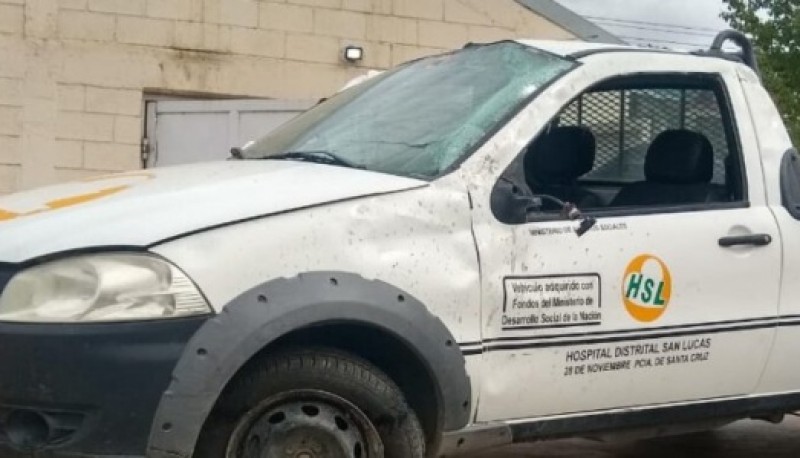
[563,88,732,186]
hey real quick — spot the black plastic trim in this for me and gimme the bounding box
[706,30,760,75]
[576,201,749,219]
[0,265,14,296]
[0,317,207,456]
[483,321,778,352]
[458,315,800,355]
[719,233,772,247]
[780,148,800,220]
[147,272,471,458]
[441,390,800,453]
[510,391,800,442]
[518,201,750,226]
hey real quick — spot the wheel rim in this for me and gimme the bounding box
[226,390,384,458]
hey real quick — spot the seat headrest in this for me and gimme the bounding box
[645,130,714,184]
[525,126,596,185]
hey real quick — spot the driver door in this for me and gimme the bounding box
[467,66,780,422]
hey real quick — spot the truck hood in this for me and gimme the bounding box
[0,161,426,263]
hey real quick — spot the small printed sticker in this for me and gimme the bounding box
[502,274,601,330]
[622,254,672,323]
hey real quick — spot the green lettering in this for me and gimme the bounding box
[626,273,643,299]
[654,281,666,305]
[642,278,654,303]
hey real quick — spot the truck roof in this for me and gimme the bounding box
[516,39,642,57]
[516,32,760,76]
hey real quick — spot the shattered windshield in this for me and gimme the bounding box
[241,42,576,178]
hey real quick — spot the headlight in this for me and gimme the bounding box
[0,253,211,323]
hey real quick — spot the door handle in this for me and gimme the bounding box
[718,234,773,247]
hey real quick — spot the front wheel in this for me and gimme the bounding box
[195,347,426,458]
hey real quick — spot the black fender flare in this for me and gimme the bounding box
[146,271,472,458]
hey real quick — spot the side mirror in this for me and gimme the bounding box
[490,177,597,237]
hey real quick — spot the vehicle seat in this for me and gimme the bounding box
[524,125,602,210]
[611,129,716,207]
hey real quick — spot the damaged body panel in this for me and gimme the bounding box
[147,178,482,457]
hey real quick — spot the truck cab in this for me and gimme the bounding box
[1,31,799,458]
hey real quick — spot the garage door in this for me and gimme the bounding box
[144,99,315,167]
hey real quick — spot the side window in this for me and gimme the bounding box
[492,73,747,224]
[560,89,731,185]
[782,149,800,220]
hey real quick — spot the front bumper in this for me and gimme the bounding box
[0,316,207,457]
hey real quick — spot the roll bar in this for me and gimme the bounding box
[694,30,760,75]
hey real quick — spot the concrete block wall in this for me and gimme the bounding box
[0,0,576,193]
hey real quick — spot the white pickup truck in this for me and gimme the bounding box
[1,31,799,458]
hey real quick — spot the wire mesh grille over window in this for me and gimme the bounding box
[558,88,729,184]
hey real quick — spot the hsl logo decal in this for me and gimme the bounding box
[622,254,672,322]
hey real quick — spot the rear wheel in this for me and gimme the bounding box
[195,347,426,458]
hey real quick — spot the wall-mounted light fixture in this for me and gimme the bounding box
[343,45,364,63]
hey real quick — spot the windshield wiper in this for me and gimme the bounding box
[262,151,365,169]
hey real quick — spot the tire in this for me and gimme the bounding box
[195,347,426,458]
